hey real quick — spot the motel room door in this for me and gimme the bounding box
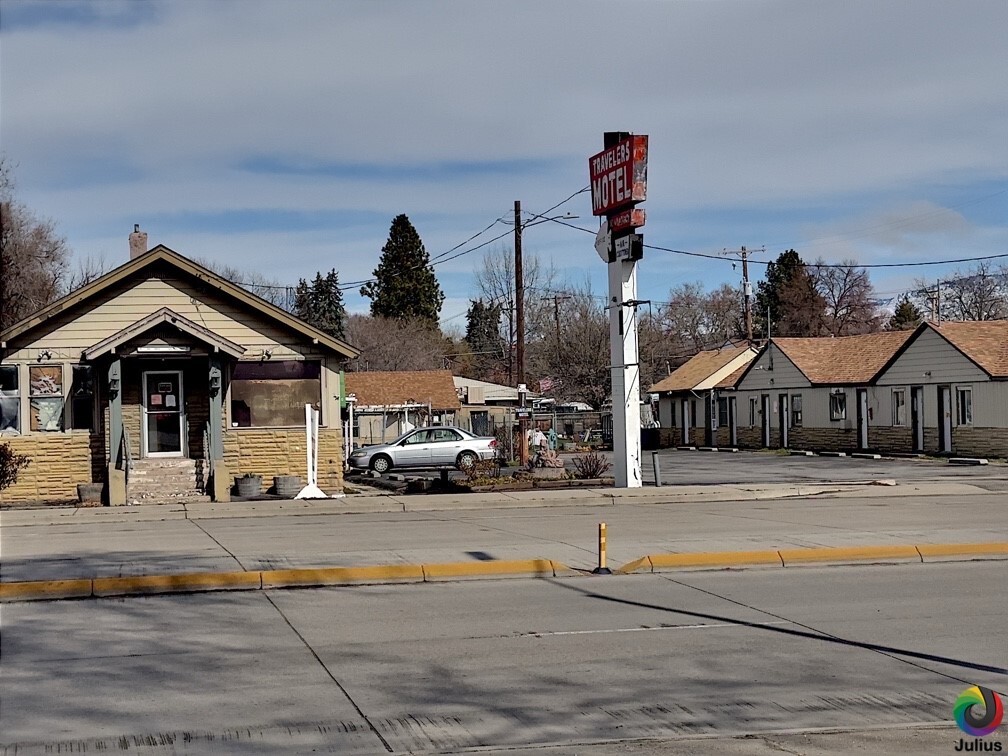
[142,370,185,457]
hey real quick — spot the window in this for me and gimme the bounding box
[717,397,729,427]
[956,387,972,426]
[70,365,95,431]
[749,397,758,427]
[892,389,906,427]
[403,429,432,444]
[0,365,19,432]
[432,428,462,443]
[791,395,802,427]
[691,400,698,426]
[29,365,64,432]
[669,401,676,427]
[230,360,321,428]
[829,389,847,421]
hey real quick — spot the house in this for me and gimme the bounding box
[873,320,1008,457]
[649,344,758,448]
[453,376,526,437]
[0,227,358,505]
[344,370,460,446]
[733,331,916,452]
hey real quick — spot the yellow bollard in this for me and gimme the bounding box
[593,522,612,575]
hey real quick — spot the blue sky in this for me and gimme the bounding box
[2,0,1006,330]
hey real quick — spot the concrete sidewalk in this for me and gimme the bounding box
[3,477,1007,602]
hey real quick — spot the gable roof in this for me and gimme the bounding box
[83,307,246,359]
[770,331,914,385]
[344,370,461,410]
[650,345,755,393]
[0,245,358,359]
[880,320,1008,380]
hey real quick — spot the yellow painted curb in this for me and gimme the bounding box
[0,578,93,602]
[261,564,424,588]
[422,558,556,580]
[649,550,782,570]
[93,571,261,597]
[916,542,1008,560]
[615,556,653,574]
[779,545,920,565]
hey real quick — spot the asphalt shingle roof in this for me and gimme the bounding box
[650,345,754,393]
[929,320,1008,378]
[772,331,915,384]
[344,370,461,410]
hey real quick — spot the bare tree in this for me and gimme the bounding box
[193,257,291,309]
[658,282,744,355]
[65,254,110,293]
[344,314,457,372]
[912,263,1008,322]
[0,158,71,330]
[549,283,610,410]
[815,259,881,335]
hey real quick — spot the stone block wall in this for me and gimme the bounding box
[0,434,93,504]
[222,427,344,492]
[952,427,1008,459]
[788,427,859,451]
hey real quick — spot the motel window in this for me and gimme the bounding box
[749,397,758,427]
[29,365,64,432]
[0,365,19,432]
[70,365,96,431]
[829,389,847,421]
[956,387,973,426]
[892,389,906,427]
[717,397,729,427]
[230,360,321,428]
[791,395,802,427]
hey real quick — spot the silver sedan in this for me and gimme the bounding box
[348,426,499,474]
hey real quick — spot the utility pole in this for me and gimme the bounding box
[514,200,528,467]
[741,246,753,344]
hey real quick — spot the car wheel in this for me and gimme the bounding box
[457,451,478,470]
[370,455,392,474]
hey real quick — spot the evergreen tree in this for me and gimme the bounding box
[755,249,825,337]
[360,214,444,324]
[463,299,505,379]
[294,268,347,339]
[888,296,923,331]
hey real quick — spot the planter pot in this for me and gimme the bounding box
[234,475,262,497]
[273,475,301,498]
[77,482,104,506]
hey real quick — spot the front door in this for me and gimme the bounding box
[938,385,952,452]
[911,386,924,452]
[142,370,184,457]
[857,389,869,450]
[728,397,737,447]
[761,394,771,447]
[681,398,690,445]
[778,393,789,449]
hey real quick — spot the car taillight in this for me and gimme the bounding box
[490,440,497,448]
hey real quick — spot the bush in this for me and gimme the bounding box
[0,442,30,490]
[571,450,611,480]
[463,457,501,483]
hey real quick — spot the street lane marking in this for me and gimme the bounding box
[521,620,792,637]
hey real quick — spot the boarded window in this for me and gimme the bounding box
[30,365,64,432]
[230,360,321,428]
[0,365,19,432]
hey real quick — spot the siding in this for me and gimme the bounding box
[876,327,988,386]
[735,344,811,392]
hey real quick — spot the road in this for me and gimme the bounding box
[2,562,1005,754]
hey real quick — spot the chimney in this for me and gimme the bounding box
[129,224,148,260]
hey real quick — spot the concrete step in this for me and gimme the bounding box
[128,458,207,502]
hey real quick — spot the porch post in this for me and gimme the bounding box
[208,356,230,502]
[106,358,126,505]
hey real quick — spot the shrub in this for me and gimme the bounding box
[0,443,30,490]
[463,457,501,483]
[571,451,611,480]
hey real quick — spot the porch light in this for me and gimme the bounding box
[210,373,221,392]
[108,377,120,394]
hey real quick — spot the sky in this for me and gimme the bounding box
[2,0,1007,332]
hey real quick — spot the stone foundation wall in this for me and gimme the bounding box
[737,427,761,449]
[869,427,913,454]
[0,434,93,504]
[787,427,859,451]
[951,427,1008,459]
[222,428,345,492]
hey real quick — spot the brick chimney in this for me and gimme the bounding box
[129,224,148,260]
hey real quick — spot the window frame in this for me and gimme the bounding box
[717,397,729,428]
[829,389,847,421]
[955,386,973,426]
[29,364,65,432]
[0,364,20,433]
[892,388,906,427]
[69,364,97,432]
[749,397,758,427]
[790,394,802,427]
[229,359,323,429]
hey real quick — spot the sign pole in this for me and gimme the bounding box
[608,259,642,487]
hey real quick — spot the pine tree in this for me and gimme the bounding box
[294,268,347,339]
[464,299,505,379]
[360,214,444,324]
[755,249,826,337]
[888,296,923,331]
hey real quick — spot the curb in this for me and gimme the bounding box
[3,544,1007,603]
[616,542,1008,574]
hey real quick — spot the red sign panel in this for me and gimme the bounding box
[608,207,646,233]
[588,135,648,216]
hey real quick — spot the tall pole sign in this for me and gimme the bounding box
[589,132,648,488]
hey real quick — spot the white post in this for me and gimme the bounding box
[608,258,643,487]
[304,403,313,485]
